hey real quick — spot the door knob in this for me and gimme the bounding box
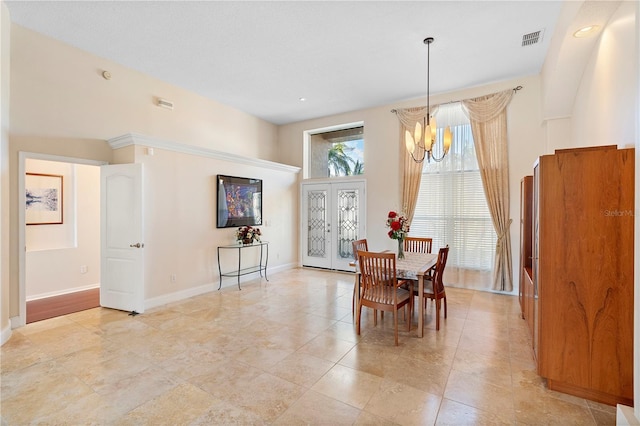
[129,243,144,248]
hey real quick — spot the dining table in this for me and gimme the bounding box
[353,251,438,338]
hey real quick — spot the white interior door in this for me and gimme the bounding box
[100,163,144,314]
[301,180,365,271]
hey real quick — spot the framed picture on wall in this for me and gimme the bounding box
[25,173,63,225]
[216,174,262,228]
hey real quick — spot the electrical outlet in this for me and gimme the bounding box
[80,265,88,274]
[170,274,176,283]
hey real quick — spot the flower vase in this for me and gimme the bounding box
[397,238,405,259]
[243,238,253,245]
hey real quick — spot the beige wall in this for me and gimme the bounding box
[1,2,11,343]
[278,74,545,295]
[10,25,279,161]
[7,24,291,321]
[122,142,298,305]
[25,160,100,300]
[569,2,637,151]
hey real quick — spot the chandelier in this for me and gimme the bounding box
[405,37,452,163]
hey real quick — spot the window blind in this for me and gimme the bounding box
[410,103,496,271]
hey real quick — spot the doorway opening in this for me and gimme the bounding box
[18,152,105,326]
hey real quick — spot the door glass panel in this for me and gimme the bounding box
[301,180,365,271]
[307,190,327,257]
[337,189,359,259]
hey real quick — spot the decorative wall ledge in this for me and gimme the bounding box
[108,133,301,174]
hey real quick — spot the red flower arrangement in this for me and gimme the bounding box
[236,225,261,244]
[386,211,410,240]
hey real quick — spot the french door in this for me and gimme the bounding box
[301,180,366,271]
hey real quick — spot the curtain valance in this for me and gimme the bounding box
[461,89,514,122]
[394,106,438,131]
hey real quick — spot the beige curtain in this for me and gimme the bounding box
[394,106,434,223]
[462,89,514,292]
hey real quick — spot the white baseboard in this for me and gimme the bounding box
[1,321,12,346]
[145,282,216,311]
[10,315,24,328]
[617,404,640,425]
[144,263,295,311]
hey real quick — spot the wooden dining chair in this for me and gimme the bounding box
[418,245,449,330]
[404,236,435,280]
[351,239,368,316]
[357,250,413,345]
[403,236,433,254]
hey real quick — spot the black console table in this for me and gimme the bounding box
[217,241,269,290]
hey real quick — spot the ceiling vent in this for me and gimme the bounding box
[522,30,544,47]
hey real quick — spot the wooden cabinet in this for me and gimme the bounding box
[519,176,535,344]
[533,145,634,407]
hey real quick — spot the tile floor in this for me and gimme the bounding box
[1,268,617,425]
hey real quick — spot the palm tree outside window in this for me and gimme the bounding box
[309,126,364,178]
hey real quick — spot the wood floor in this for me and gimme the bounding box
[26,288,100,323]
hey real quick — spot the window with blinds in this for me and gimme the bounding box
[410,103,496,271]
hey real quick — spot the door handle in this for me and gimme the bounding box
[129,243,144,248]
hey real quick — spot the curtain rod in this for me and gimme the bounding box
[390,85,523,113]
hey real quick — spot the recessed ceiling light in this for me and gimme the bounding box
[573,25,600,38]
[299,97,306,102]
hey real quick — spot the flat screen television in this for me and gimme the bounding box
[216,174,263,228]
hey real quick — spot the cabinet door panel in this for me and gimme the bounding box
[536,147,634,405]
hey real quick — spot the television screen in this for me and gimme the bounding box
[216,175,262,228]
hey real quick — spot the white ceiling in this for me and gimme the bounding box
[5,1,564,125]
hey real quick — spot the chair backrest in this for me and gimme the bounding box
[357,250,399,305]
[404,237,433,254]
[431,246,450,295]
[352,239,368,260]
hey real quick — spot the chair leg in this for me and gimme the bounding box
[393,310,399,346]
[444,296,447,318]
[411,294,415,319]
[356,303,362,335]
[407,283,414,330]
[405,304,411,332]
[435,299,441,331]
[352,285,356,316]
